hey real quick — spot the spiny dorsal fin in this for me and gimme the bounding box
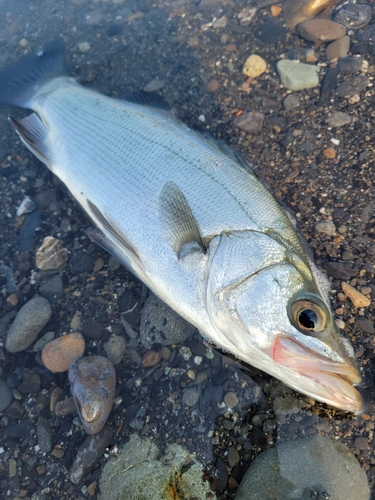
[10,114,51,165]
[159,181,204,256]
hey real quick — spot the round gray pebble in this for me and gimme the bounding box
[37,416,53,452]
[0,378,12,411]
[182,387,201,407]
[6,297,52,353]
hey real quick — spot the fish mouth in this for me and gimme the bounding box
[272,335,363,414]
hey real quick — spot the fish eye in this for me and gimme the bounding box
[291,299,327,334]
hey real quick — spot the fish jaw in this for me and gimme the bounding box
[272,335,363,414]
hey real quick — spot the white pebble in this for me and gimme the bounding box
[198,114,206,123]
[335,319,345,329]
[78,42,90,53]
[331,138,340,146]
[194,355,203,365]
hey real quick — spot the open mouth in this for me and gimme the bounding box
[272,335,363,414]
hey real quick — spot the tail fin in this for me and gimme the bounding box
[0,39,67,108]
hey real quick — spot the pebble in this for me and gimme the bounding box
[19,38,28,47]
[36,236,68,271]
[182,387,201,407]
[283,93,300,112]
[42,332,85,372]
[6,294,18,307]
[142,350,161,367]
[235,436,370,500]
[50,386,65,412]
[276,60,320,91]
[233,111,264,134]
[333,3,372,30]
[6,297,52,353]
[37,416,53,453]
[316,220,336,236]
[33,331,55,352]
[326,111,351,127]
[242,54,267,78]
[18,368,41,393]
[227,446,240,468]
[213,15,228,29]
[83,317,106,340]
[103,335,126,365]
[39,275,64,303]
[204,79,220,92]
[69,356,116,434]
[0,378,12,411]
[238,7,256,27]
[326,35,350,61]
[322,261,358,280]
[341,282,370,308]
[78,42,90,52]
[354,436,368,451]
[143,79,165,92]
[224,391,238,409]
[54,396,76,417]
[354,317,374,334]
[140,293,195,348]
[69,250,94,272]
[69,426,113,484]
[336,75,369,98]
[16,196,36,216]
[198,0,223,12]
[322,147,336,159]
[298,19,346,43]
[19,210,41,250]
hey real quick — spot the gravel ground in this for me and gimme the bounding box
[0,0,375,499]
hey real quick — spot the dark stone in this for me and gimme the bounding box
[39,274,64,302]
[18,211,41,251]
[37,416,53,453]
[83,316,106,340]
[69,251,94,272]
[333,3,372,30]
[355,317,374,334]
[203,384,223,403]
[320,68,337,106]
[338,56,363,76]
[336,75,369,98]
[249,426,267,447]
[321,261,359,280]
[255,21,286,45]
[4,421,33,437]
[18,369,41,393]
[69,426,113,484]
[106,24,122,37]
[39,463,60,488]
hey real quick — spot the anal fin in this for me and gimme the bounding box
[10,114,51,165]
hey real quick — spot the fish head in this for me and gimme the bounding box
[207,234,363,413]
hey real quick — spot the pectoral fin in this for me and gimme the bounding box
[159,181,205,257]
[10,114,51,165]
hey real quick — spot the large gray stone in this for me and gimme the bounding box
[99,434,212,499]
[5,297,52,353]
[277,60,320,91]
[235,436,370,500]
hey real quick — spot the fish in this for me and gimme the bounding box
[0,40,363,413]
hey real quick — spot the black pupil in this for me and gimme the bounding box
[299,309,317,330]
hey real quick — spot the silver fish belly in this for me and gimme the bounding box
[0,41,363,413]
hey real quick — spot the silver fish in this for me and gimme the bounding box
[0,41,363,413]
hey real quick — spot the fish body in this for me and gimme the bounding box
[0,41,363,412]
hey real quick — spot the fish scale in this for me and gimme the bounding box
[0,40,363,413]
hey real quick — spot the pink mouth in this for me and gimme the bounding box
[272,335,363,414]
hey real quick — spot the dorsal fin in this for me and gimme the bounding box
[159,181,205,256]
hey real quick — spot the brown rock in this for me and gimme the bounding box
[54,397,76,416]
[42,332,85,372]
[142,350,161,367]
[51,448,65,458]
[298,19,346,43]
[341,282,371,308]
[6,294,19,307]
[233,111,264,134]
[50,387,66,412]
[36,236,68,271]
[326,35,350,61]
[204,79,220,92]
[323,147,336,159]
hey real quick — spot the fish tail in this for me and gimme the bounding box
[0,39,67,108]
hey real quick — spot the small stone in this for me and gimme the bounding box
[315,221,336,235]
[33,331,55,352]
[283,0,337,29]
[238,6,257,26]
[233,111,264,134]
[334,3,372,30]
[51,448,65,459]
[142,350,161,367]
[39,275,64,302]
[298,19,346,43]
[336,75,369,98]
[341,282,371,308]
[160,346,171,360]
[37,416,53,453]
[204,79,220,92]
[326,111,351,127]
[227,446,240,468]
[0,379,12,411]
[213,15,228,29]
[69,426,113,484]
[69,250,94,272]
[55,397,76,417]
[355,317,374,334]
[36,236,68,271]
[19,38,28,47]
[271,5,282,16]
[276,60,320,91]
[6,294,19,307]
[42,332,85,372]
[354,436,368,451]
[69,356,116,434]
[337,56,363,76]
[322,147,336,159]
[50,387,65,412]
[143,79,165,92]
[224,391,238,409]
[78,42,90,52]
[199,0,223,12]
[87,481,97,496]
[9,458,17,477]
[305,48,317,63]
[18,368,41,393]
[103,335,126,365]
[242,54,267,78]
[326,36,350,61]
[83,317,106,340]
[182,387,201,407]
[6,297,52,353]
[283,94,300,112]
